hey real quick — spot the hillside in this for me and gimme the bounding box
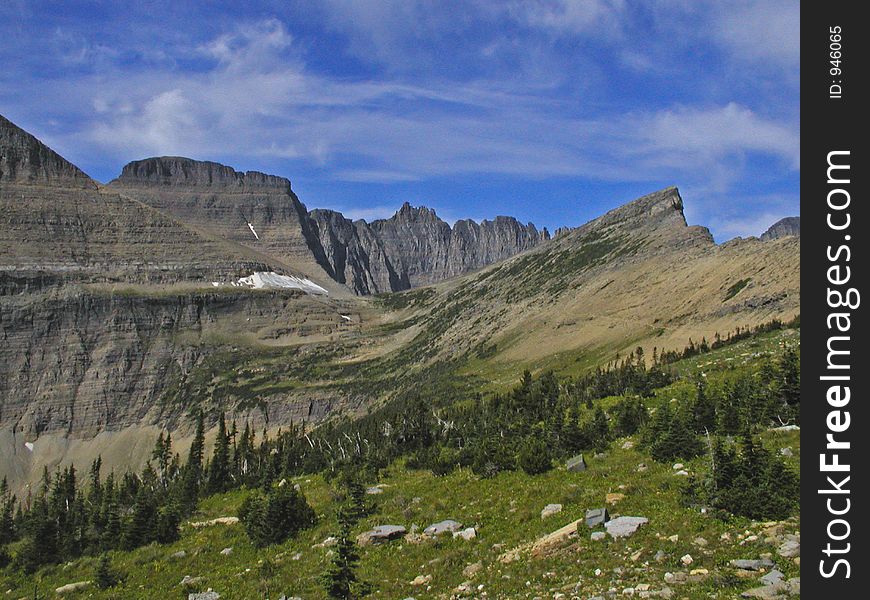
[0,328,801,599]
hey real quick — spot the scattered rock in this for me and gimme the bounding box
[666,534,679,543]
[424,520,463,536]
[621,440,635,450]
[410,575,432,586]
[674,470,689,476]
[654,550,667,562]
[680,554,693,566]
[358,525,407,546]
[778,535,800,558]
[566,454,587,472]
[606,493,625,505]
[672,463,684,470]
[171,550,188,559]
[314,536,337,548]
[462,562,483,578]
[636,463,648,472]
[591,532,606,541]
[692,536,708,547]
[189,517,239,528]
[366,486,384,495]
[181,576,204,586]
[729,558,774,571]
[605,516,648,539]
[189,592,220,600]
[759,570,785,586]
[585,508,610,528]
[219,547,233,556]
[541,504,563,519]
[454,527,477,541]
[780,447,793,457]
[55,581,92,594]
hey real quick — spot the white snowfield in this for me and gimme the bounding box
[227,271,329,295]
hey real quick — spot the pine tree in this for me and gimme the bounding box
[323,505,369,599]
[95,553,120,589]
[692,379,717,433]
[207,413,231,494]
[181,411,205,512]
[121,488,156,551]
[0,477,15,546]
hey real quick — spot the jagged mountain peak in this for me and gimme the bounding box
[112,156,292,192]
[393,201,441,223]
[0,114,96,189]
[761,216,800,241]
[560,186,713,249]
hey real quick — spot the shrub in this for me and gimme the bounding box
[238,484,316,547]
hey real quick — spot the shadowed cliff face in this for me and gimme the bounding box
[0,115,95,189]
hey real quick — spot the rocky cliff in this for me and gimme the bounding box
[760,216,800,241]
[0,115,95,189]
[308,202,549,294]
[1,120,299,290]
[110,157,549,295]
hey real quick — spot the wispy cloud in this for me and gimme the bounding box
[0,3,799,240]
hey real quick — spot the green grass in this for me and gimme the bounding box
[724,278,751,301]
[4,428,799,599]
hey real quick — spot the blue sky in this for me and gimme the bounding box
[0,1,799,239]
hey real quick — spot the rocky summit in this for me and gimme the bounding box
[760,216,800,241]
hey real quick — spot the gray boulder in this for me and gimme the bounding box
[730,558,775,571]
[605,516,648,539]
[541,503,562,519]
[759,570,785,586]
[189,592,220,600]
[585,507,610,528]
[424,519,463,536]
[566,454,587,472]
[358,525,407,545]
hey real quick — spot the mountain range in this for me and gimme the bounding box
[0,113,799,491]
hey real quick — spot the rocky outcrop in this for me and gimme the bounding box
[115,156,292,191]
[1,115,95,189]
[760,217,800,241]
[108,157,337,291]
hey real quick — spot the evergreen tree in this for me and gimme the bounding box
[238,484,316,547]
[517,436,553,475]
[121,487,156,551]
[323,505,369,599]
[181,411,205,512]
[95,553,120,589]
[0,477,15,546]
[692,379,717,433]
[207,413,231,494]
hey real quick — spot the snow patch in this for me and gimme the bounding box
[24,441,34,452]
[247,222,260,240]
[225,271,329,295]
[340,314,352,321]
